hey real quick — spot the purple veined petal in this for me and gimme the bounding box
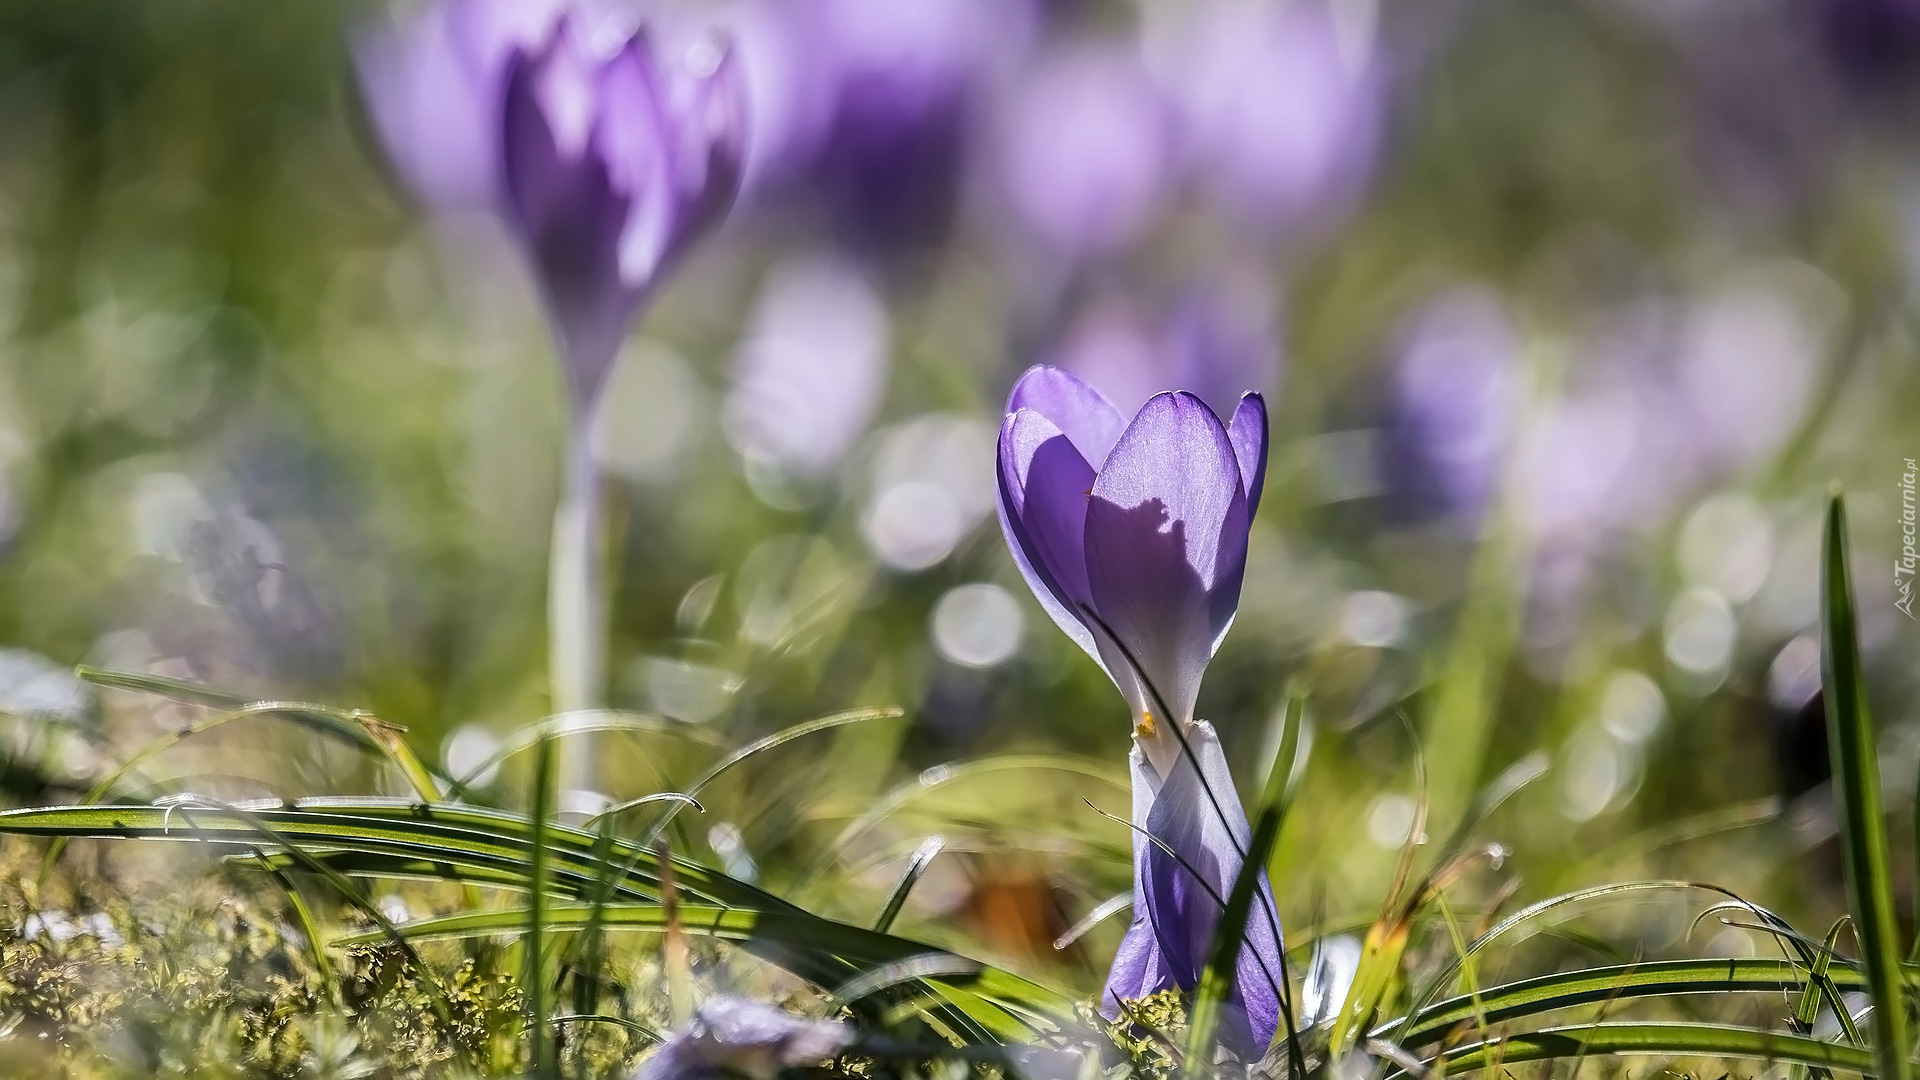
[1006,365,1129,469]
[1137,721,1283,1057]
[1083,392,1249,725]
[633,995,856,1080]
[668,39,750,247]
[1228,393,1269,520]
[1101,744,1173,1019]
[996,409,1099,657]
[502,29,644,407]
[352,0,511,212]
[592,31,677,290]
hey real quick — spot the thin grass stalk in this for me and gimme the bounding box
[1820,492,1909,1080]
[528,733,558,1079]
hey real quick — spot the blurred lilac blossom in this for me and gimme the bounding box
[1380,288,1519,525]
[723,254,890,483]
[629,996,854,1080]
[1818,0,1920,92]
[732,0,1034,259]
[995,368,1280,1055]
[353,0,566,213]
[998,43,1172,258]
[354,0,747,407]
[1049,286,1281,422]
[1148,0,1382,234]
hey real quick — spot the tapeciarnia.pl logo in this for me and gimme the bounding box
[1900,458,1917,620]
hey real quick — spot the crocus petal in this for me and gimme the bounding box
[594,33,676,288]
[1101,744,1174,1017]
[1008,365,1129,469]
[997,409,1098,656]
[1228,392,1269,519]
[1137,722,1283,1057]
[1083,392,1248,724]
[352,0,504,211]
[670,42,749,249]
[502,26,644,405]
[633,996,855,1080]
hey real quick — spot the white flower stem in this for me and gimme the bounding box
[548,419,606,789]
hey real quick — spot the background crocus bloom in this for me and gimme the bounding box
[630,996,855,1080]
[995,365,1281,1056]
[355,0,747,409]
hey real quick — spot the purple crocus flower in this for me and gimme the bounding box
[995,366,1281,1057]
[630,996,855,1080]
[354,0,747,408]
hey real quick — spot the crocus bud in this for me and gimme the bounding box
[354,0,746,410]
[994,365,1281,1056]
[502,17,746,406]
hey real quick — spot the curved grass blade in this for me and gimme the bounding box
[1792,919,1855,1080]
[1386,957,1870,1050]
[546,1014,662,1045]
[806,755,1126,885]
[453,712,725,791]
[1394,1021,1893,1078]
[620,707,903,843]
[331,901,1072,1041]
[1822,492,1909,1080]
[1389,880,1789,1041]
[872,836,944,934]
[0,800,1068,1043]
[1054,892,1131,952]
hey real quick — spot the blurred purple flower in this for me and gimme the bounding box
[730,0,1033,260]
[998,44,1171,258]
[723,254,890,482]
[1817,0,1920,94]
[353,0,564,212]
[1380,288,1519,525]
[630,996,854,1080]
[1051,288,1281,422]
[995,367,1280,1056]
[1152,0,1381,234]
[354,0,747,407]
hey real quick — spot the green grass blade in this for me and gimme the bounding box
[1385,957,1869,1049]
[872,835,944,933]
[1398,1021,1890,1077]
[332,900,1072,1040]
[527,733,556,1079]
[0,799,1073,1043]
[632,706,903,843]
[1792,919,1853,1080]
[1185,692,1301,1075]
[1822,492,1909,1080]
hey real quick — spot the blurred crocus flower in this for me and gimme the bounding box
[354,0,747,408]
[1379,288,1519,526]
[999,44,1171,258]
[732,0,1033,260]
[630,996,855,1080]
[995,367,1281,1055]
[723,254,890,484]
[1051,287,1281,422]
[1149,0,1381,235]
